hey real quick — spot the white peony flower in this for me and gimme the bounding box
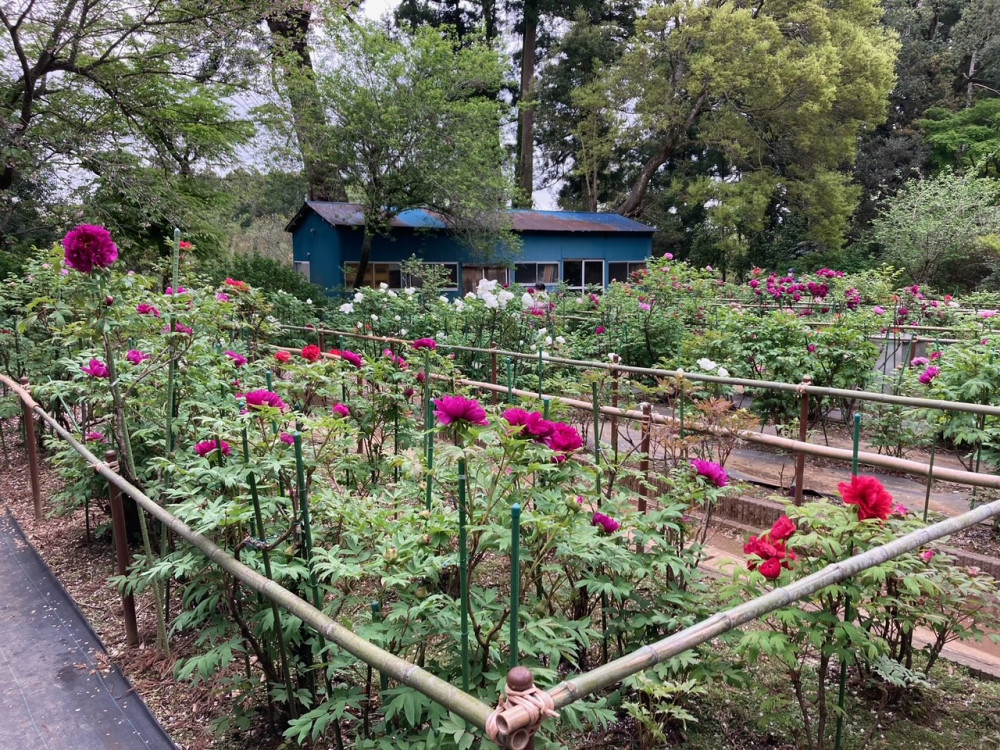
[379,282,388,290]
[717,367,729,378]
[394,315,401,321]
[388,290,397,298]
[339,303,354,314]
[404,287,416,295]
[697,358,718,371]
[521,292,534,309]
[555,336,566,345]
[545,336,553,346]
[538,328,547,336]
[371,314,379,321]
[306,298,313,305]
[454,300,465,311]
[354,292,364,303]
[497,289,515,308]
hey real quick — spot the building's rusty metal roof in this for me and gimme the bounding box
[288,202,655,234]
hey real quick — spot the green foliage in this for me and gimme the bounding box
[920,99,1000,174]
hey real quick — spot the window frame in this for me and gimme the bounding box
[403,262,459,292]
[343,262,403,289]
[562,259,605,291]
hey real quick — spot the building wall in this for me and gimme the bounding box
[293,210,653,293]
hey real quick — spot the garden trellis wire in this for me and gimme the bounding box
[6,370,1000,747]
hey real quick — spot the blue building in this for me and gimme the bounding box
[286,202,655,295]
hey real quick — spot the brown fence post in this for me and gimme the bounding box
[610,354,620,460]
[795,374,812,506]
[19,377,42,520]
[318,330,326,352]
[639,402,652,513]
[491,344,499,405]
[106,450,139,647]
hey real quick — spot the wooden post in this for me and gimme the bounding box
[19,377,42,520]
[794,374,812,506]
[639,402,651,513]
[106,450,139,647]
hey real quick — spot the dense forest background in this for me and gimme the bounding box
[3,0,1000,290]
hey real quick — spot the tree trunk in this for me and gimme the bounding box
[966,48,978,108]
[515,0,539,208]
[353,229,375,290]
[266,6,347,203]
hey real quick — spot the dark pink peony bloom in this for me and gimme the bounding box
[412,338,437,350]
[280,432,295,445]
[691,459,728,487]
[595,326,606,334]
[503,408,555,441]
[591,511,620,534]
[545,422,582,459]
[434,395,489,426]
[225,350,248,367]
[81,358,109,378]
[341,350,364,368]
[62,225,118,273]
[85,431,105,442]
[195,439,231,457]
[918,366,940,385]
[166,322,193,335]
[383,349,408,369]
[136,303,161,318]
[126,349,150,365]
[333,403,350,418]
[244,389,286,410]
[164,286,189,296]
[216,292,230,303]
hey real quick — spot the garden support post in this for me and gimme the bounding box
[509,503,521,669]
[458,458,470,692]
[19,377,42,520]
[506,357,514,404]
[639,402,651,514]
[106,450,139,647]
[610,355,620,460]
[795,375,812,506]
[491,345,499,405]
[487,666,556,750]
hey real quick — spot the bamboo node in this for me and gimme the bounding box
[486,667,557,748]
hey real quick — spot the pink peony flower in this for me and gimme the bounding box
[691,459,728,487]
[873,306,886,315]
[280,432,296,445]
[81,358,109,378]
[918,365,940,385]
[979,310,997,319]
[216,292,230,303]
[591,511,620,534]
[412,338,437,350]
[62,225,118,273]
[164,286,188,296]
[910,357,929,367]
[595,326,606,335]
[503,408,555,441]
[195,439,231,458]
[244,389,286,410]
[225,278,249,292]
[85,431,105,442]
[921,549,936,563]
[333,403,351,418]
[168,322,193,335]
[136,303,161,318]
[383,349,408,368]
[225,350,248,367]
[341,350,364,368]
[434,395,489,426]
[126,349,150,365]
[545,422,583,459]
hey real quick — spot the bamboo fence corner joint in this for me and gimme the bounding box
[486,667,558,750]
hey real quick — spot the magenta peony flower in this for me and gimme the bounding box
[691,458,728,487]
[164,286,189,296]
[166,322,193,335]
[591,511,620,534]
[225,350,248,367]
[921,549,936,562]
[280,432,295,445]
[910,356,929,367]
[85,431,105,442]
[216,292,230,303]
[434,395,489,426]
[545,422,583,460]
[244,389,286,410]
[918,366,940,385]
[595,325,606,335]
[136,303,161,318]
[341,350,363,368]
[195,439,231,458]
[333,403,351,418]
[126,349,150,365]
[62,225,118,273]
[503,408,555,441]
[412,338,437,350]
[383,349,408,368]
[81,358,109,378]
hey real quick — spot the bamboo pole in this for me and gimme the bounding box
[18,377,42,520]
[794,375,811,506]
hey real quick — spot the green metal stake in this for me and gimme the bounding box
[678,375,685,440]
[835,412,863,750]
[543,398,550,420]
[171,228,181,287]
[509,503,521,669]
[243,429,297,719]
[592,382,608,664]
[506,357,514,403]
[537,348,544,400]
[425,356,435,510]
[458,458,470,692]
[371,602,388,691]
[293,432,322,610]
[923,436,938,523]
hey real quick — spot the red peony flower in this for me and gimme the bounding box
[759,557,782,580]
[275,350,292,363]
[63,225,118,273]
[770,515,796,542]
[225,277,250,292]
[301,345,322,362]
[838,475,893,521]
[434,395,489,426]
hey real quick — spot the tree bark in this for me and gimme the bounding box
[266,5,347,203]
[515,0,539,208]
[353,228,375,290]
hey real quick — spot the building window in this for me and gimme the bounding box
[343,262,402,289]
[514,263,559,287]
[403,263,459,291]
[608,261,646,283]
[293,261,311,281]
[563,259,604,290]
[461,265,509,294]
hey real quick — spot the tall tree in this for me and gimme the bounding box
[314,21,513,287]
[603,0,897,256]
